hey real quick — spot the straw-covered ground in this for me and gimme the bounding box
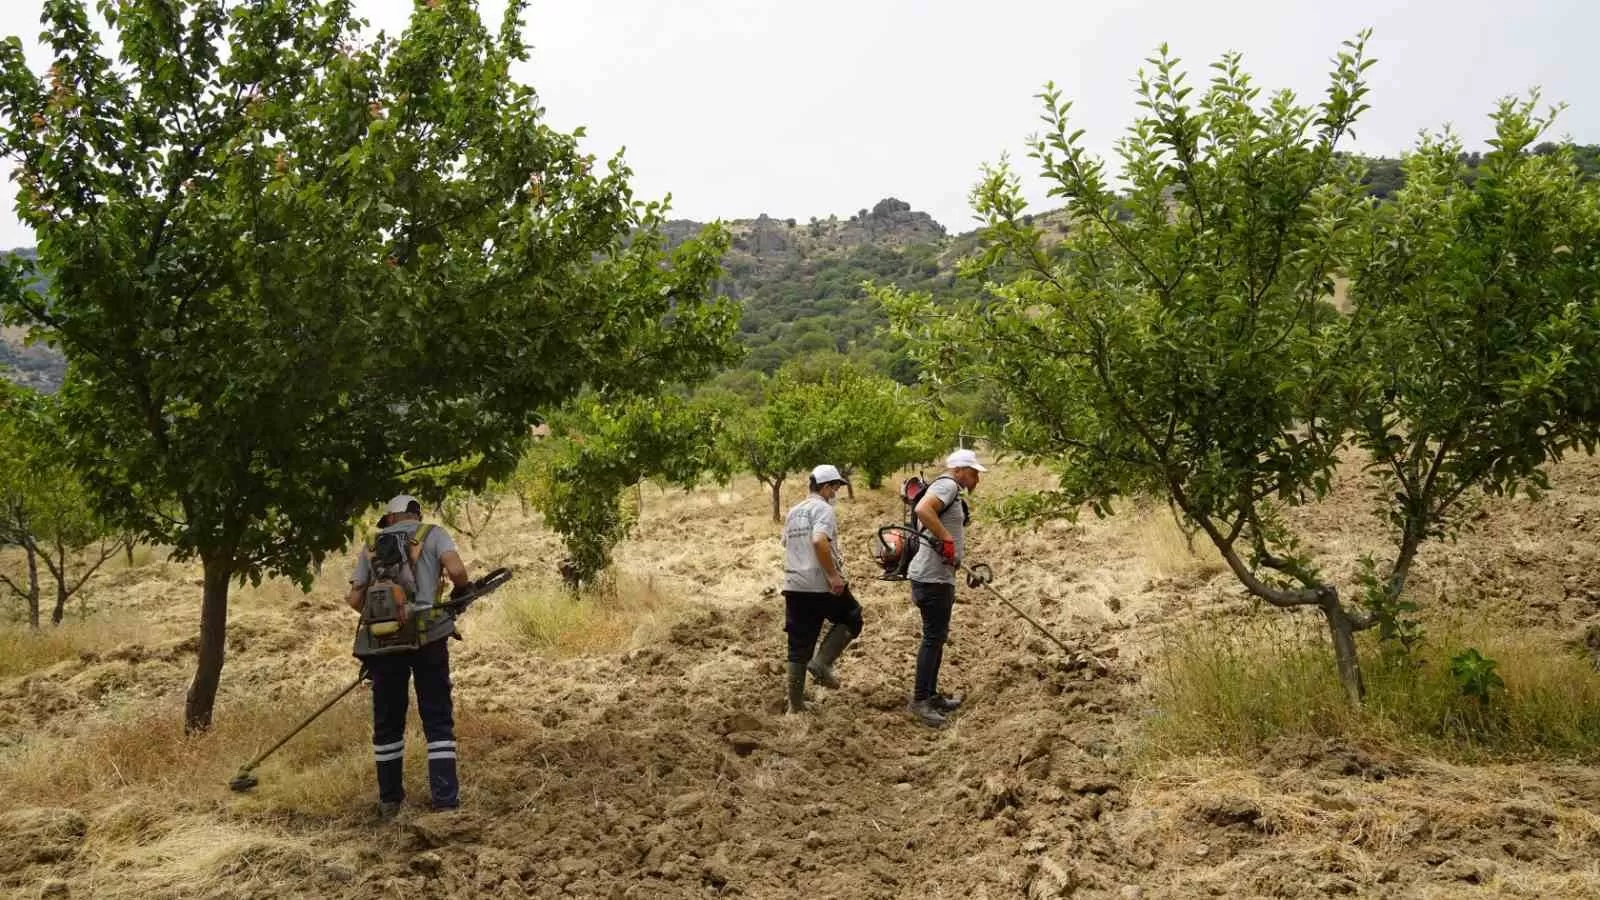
[5,454,1600,898]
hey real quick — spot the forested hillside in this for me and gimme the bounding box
[5,144,1598,394]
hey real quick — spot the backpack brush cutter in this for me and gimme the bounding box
[872,524,1078,656]
[227,566,514,793]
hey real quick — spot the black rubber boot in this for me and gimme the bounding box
[907,698,946,728]
[786,663,808,714]
[806,624,854,689]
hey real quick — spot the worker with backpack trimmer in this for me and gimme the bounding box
[905,449,985,728]
[347,494,474,819]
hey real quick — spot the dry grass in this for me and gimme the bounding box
[487,574,681,657]
[1142,609,1600,762]
[1365,614,1600,755]
[1126,755,1600,896]
[1134,506,1229,582]
[0,695,545,899]
[0,689,542,821]
[0,617,157,678]
[105,541,158,572]
[10,450,1600,898]
[83,822,334,900]
[0,695,370,812]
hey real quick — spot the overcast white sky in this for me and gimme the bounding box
[0,0,1594,247]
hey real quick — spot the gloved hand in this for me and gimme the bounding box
[939,538,957,565]
[449,583,474,602]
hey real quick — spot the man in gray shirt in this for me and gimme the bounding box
[907,449,985,727]
[780,464,863,713]
[347,494,472,817]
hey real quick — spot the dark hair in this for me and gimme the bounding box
[808,477,820,492]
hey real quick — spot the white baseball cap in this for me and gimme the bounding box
[810,464,849,487]
[946,449,988,472]
[385,494,422,515]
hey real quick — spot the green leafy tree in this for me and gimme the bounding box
[0,384,117,628]
[795,360,926,493]
[1344,97,1600,631]
[885,36,1600,704]
[0,0,737,729]
[727,358,951,513]
[526,393,734,582]
[834,374,915,492]
[728,366,849,522]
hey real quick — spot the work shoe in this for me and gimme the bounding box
[930,693,962,714]
[806,624,855,689]
[786,662,808,714]
[376,800,405,821]
[907,698,947,728]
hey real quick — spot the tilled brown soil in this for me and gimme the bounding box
[4,458,1600,898]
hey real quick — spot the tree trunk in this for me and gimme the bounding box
[1320,598,1366,705]
[24,541,40,630]
[185,556,233,733]
[50,544,67,626]
[769,479,783,523]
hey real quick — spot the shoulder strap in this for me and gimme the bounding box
[926,475,971,526]
[924,474,959,506]
[409,524,435,564]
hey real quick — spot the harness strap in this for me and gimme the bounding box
[921,475,971,527]
[409,524,453,632]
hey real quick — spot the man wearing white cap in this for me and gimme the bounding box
[779,464,864,713]
[905,448,986,727]
[347,494,473,818]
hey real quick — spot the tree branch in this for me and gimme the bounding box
[1169,478,1321,609]
[0,568,28,600]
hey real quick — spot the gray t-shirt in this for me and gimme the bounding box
[782,495,843,593]
[351,520,460,643]
[908,476,965,585]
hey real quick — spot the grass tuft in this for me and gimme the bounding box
[1143,610,1600,762]
[488,574,679,657]
[1136,508,1229,582]
[0,618,156,678]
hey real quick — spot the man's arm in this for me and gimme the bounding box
[424,527,471,592]
[441,550,470,589]
[915,494,949,541]
[811,532,845,593]
[915,487,958,564]
[812,507,845,593]
[347,551,370,612]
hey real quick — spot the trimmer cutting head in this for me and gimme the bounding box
[229,771,259,793]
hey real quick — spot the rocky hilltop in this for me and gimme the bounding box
[663,196,951,299]
[1,198,960,392]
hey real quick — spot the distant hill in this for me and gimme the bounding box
[7,143,1597,394]
[664,197,984,381]
[0,248,64,393]
[0,325,62,393]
